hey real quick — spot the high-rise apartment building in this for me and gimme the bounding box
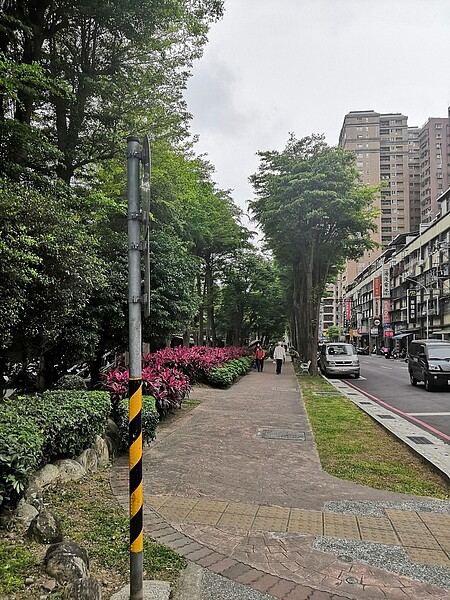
[419,113,450,223]
[338,110,411,285]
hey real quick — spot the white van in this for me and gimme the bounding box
[319,343,360,378]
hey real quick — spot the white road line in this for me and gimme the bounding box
[408,412,450,416]
[379,365,393,370]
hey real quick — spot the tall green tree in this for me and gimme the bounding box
[215,249,287,346]
[250,134,378,373]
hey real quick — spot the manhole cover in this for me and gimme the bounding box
[257,429,306,441]
[407,436,434,445]
[378,414,395,419]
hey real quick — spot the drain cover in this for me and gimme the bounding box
[258,429,306,441]
[378,414,395,419]
[407,436,434,445]
[359,401,372,405]
[314,392,344,396]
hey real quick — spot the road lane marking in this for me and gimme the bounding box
[408,412,450,416]
[343,381,450,442]
[380,366,393,370]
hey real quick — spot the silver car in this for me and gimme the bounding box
[319,343,360,378]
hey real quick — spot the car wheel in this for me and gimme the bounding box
[424,377,434,392]
[354,371,360,379]
[409,372,418,386]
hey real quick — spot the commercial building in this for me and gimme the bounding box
[344,187,450,349]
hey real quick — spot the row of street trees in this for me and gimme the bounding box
[0,0,287,393]
[250,134,379,373]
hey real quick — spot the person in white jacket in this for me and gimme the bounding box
[273,342,286,374]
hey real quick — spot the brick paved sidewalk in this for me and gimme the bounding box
[111,361,450,599]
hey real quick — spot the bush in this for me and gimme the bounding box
[0,400,44,508]
[207,357,253,388]
[17,390,111,465]
[54,374,87,390]
[116,396,159,452]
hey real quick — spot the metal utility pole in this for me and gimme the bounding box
[127,136,143,600]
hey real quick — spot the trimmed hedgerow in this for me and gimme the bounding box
[207,356,253,388]
[116,396,159,452]
[0,401,44,508]
[17,390,111,465]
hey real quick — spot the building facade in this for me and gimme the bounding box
[344,188,450,349]
[419,114,450,223]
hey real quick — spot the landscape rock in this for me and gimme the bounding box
[92,435,110,466]
[30,464,60,489]
[76,448,98,473]
[54,458,86,483]
[14,499,39,531]
[24,483,45,511]
[28,508,63,544]
[63,576,102,599]
[45,542,90,583]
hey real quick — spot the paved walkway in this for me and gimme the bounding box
[111,362,450,599]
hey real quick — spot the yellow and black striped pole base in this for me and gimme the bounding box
[129,377,143,599]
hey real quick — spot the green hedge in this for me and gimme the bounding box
[116,396,159,452]
[0,390,111,509]
[0,402,44,507]
[206,356,253,388]
[54,374,87,390]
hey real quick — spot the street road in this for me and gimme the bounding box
[337,355,450,443]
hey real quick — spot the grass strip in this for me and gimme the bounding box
[298,374,449,499]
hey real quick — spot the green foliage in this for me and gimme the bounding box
[249,134,379,362]
[0,402,43,507]
[16,391,111,465]
[207,357,253,388]
[55,374,88,390]
[116,396,159,452]
[0,542,35,594]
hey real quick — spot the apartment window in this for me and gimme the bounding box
[436,133,442,139]
[357,161,363,167]
[435,123,442,128]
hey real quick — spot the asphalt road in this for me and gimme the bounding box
[337,354,450,444]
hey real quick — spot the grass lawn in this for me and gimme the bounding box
[298,373,449,499]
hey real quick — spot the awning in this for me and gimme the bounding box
[392,332,413,340]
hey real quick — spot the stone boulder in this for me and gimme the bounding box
[24,483,45,511]
[14,499,39,531]
[54,458,86,483]
[28,508,63,544]
[76,448,98,473]
[92,435,110,466]
[63,577,102,599]
[45,542,90,583]
[30,464,60,489]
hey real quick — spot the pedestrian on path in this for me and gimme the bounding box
[253,344,265,372]
[273,341,286,374]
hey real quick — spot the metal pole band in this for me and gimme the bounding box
[129,377,143,554]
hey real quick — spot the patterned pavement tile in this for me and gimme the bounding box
[405,547,450,567]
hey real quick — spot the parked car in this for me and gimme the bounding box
[408,339,450,391]
[319,343,360,378]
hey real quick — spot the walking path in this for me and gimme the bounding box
[111,361,450,599]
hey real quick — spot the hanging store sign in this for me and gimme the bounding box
[382,268,391,299]
[407,289,417,324]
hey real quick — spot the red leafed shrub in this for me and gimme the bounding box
[101,346,249,418]
[143,346,249,383]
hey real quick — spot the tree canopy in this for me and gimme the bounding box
[250,134,378,372]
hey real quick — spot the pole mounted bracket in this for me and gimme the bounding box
[130,295,143,303]
[128,212,142,221]
[127,148,141,159]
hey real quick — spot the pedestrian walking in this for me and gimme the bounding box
[273,341,286,374]
[253,344,265,372]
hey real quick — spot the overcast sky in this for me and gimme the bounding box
[184,0,450,228]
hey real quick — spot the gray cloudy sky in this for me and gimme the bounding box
[184,0,450,225]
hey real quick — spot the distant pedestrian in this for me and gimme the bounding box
[253,344,265,372]
[273,342,286,374]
